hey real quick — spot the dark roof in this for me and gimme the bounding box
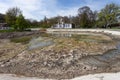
[0,23,8,27]
[0,23,7,24]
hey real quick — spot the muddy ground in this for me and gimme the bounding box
[0,32,120,79]
[0,31,41,39]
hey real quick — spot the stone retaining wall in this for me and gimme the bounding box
[47,29,120,36]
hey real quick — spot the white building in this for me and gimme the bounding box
[51,18,75,29]
[0,23,10,30]
[53,23,72,29]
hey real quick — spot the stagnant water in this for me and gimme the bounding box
[28,32,109,49]
[28,37,54,50]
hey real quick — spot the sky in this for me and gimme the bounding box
[0,0,120,21]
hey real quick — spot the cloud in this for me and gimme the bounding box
[0,0,48,20]
[0,0,119,21]
[0,0,79,20]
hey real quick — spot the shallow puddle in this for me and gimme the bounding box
[28,37,54,50]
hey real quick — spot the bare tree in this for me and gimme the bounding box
[78,6,96,28]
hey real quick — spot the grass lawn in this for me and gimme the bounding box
[10,36,33,44]
[0,29,15,33]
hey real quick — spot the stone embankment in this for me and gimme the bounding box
[47,29,120,35]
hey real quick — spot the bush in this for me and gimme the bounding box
[0,29,15,33]
[10,36,32,44]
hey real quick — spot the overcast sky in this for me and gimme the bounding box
[0,0,119,21]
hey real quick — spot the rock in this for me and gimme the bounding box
[43,62,47,66]
[92,66,97,70]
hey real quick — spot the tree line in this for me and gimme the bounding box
[0,3,120,31]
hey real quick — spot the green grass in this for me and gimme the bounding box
[72,34,112,43]
[0,29,15,33]
[10,36,33,44]
[109,28,120,31]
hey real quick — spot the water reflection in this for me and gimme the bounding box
[48,32,92,38]
[28,37,54,50]
[51,33,72,37]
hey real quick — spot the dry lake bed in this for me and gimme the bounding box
[0,30,120,80]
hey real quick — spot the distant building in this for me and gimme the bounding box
[118,17,120,22]
[51,18,75,29]
[0,23,10,30]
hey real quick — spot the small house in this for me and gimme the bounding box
[51,18,75,29]
[0,23,10,30]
